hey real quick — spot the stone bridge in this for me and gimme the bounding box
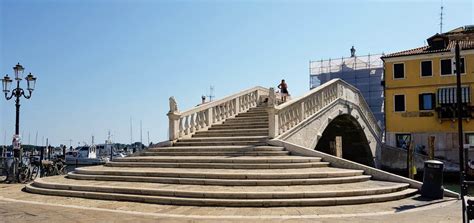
[26,78,457,208]
[169,78,383,167]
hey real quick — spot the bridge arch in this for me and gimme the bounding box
[314,114,374,167]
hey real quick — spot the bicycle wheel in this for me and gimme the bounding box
[18,168,30,183]
[31,166,39,180]
[0,170,7,183]
[60,166,67,175]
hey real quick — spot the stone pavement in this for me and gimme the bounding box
[0,184,462,223]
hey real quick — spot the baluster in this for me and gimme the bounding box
[178,118,184,137]
[216,106,220,122]
[195,113,201,131]
[191,114,196,132]
[225,102,229,118]
[279,114,285,133]
[220,104,225,120]
[201,111,206,128]
[243,95,247,110]
[184,116,190,135]
[231,99,236,116]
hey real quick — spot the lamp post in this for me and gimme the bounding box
[1,63,37,183]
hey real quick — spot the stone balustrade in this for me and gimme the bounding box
[268,78,381,139]
[168,87,269,140]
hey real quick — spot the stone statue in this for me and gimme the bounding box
[169,96,178,113]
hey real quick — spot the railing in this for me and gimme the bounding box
[268,78,381,139]
[168,86,269,140]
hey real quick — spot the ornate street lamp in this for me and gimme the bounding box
[1,63,37,183]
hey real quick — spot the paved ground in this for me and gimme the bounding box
[0,184,463,223]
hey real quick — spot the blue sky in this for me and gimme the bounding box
[0,0,473,146]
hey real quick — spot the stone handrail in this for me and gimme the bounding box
[268,78,382,138]
[168,86,269,140]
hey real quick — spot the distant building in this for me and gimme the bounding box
[381,25,474,162]
[310,48,384,128]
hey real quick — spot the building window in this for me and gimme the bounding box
[421,61,432,77]
[459,58,466,74]
[394,94,405,112]
[396,134,411,149]
[441,59,452,75]
[466,133,474,148]
[419,93,435,110]
[393,63,405,79]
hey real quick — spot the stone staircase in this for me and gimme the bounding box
[26,105,417,207]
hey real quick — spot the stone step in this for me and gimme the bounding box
[66,172,371,186]
[150,146,283,152]
[113,156,322,164]
[196,128,268,133]
[26,183,416,207]
[209,124,268,130]
[229,116,268,121]
[105,161,330,169]
[245,107,267,111]
[178,136,269,142]
[193,130,268,136]
[140,151,290,157]
[193,132,268,137]
[236,113,268,117]
[73,167,364,180]
[31,177,410,200]
[172,141,268,147]
[223,119,269,125]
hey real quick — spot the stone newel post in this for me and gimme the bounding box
[267,87,279,138]
[167,97,180,141]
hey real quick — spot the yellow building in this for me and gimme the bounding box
[381,26,474,162]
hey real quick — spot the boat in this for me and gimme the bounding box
[65,145,109,165]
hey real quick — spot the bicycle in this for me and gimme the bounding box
[42,157,67,177]
[17,157,39,183]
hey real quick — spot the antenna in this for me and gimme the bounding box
[207,85,215,102]
[130,116,133,144]
[140,120,143,145]
[439,0,444,33]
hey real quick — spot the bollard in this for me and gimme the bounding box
[420,160,444,199]
[39,147,44,178]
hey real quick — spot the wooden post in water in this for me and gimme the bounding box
[335,136,343,158]
[408,140,416,179]
[428,136,435,160]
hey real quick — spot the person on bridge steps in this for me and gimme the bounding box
[278,79,289,103]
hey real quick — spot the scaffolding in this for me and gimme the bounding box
[309,54,384,87]
[309,53,385,128]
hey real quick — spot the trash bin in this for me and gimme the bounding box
[420,160,444,199]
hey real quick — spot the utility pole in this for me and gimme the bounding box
[147,131,150,146]
[455,41,467,223]
[35,131,38,146]
[140,120,143,145]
